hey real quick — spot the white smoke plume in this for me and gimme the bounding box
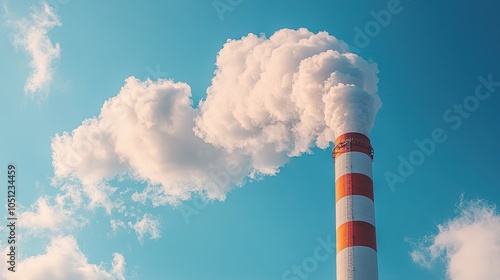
[51,28,381,208]
[52,78,249,208]
[195,29,380,172]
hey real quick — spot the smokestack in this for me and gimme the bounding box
[333,132,378,280]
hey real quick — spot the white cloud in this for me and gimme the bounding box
[51,28,380,209]
[110,219,126,234]
[111,253,126,280]
[54,183,83,209]
[19,193,87,236]
[410,197,500,280]
[128,213,161,243]
[13,1,61,95]
[19,196,70,234]
[2,235,125,280]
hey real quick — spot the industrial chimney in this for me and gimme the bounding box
[333,132,378,280]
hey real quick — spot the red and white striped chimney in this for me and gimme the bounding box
[333,132,378,280]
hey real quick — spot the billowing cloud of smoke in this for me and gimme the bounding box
[195,29,380,167]
[410,197,500,280]
[52,28,380,209]
[13,2,61,95]
[52,78,249,208]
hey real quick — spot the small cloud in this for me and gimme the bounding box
[12,1,62,96]
[128,213,161,243]
[19,195,87,236]
[111,253,126,280]
[410,196,500,280]
[110,219,126,234]
[54,183,83,209]
[18,182,88,237]
[1,235,126,280]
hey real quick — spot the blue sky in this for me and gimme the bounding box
[1,0,500,279]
